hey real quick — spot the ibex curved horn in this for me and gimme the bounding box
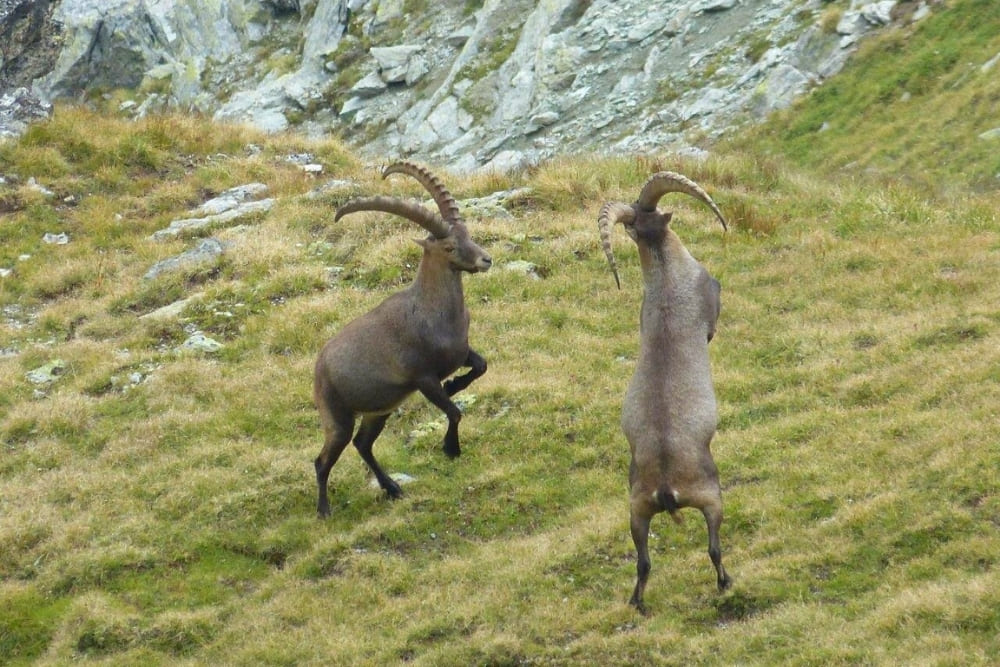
[636,171,728,231]
[382,161,461,230]
[335,196,451,238]
[597,201,636,290]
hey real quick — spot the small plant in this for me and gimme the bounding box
[820,6,842,34]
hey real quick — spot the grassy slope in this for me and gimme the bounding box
[741,0,1000,192]
[1,3,999,665]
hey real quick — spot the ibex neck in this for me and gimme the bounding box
[637,243,673,294]
[636,238,698,338]
[413,256,465,307]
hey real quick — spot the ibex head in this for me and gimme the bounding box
[597,171,727,288]
[335,161,493,273]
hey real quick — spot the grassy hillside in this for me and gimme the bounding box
[737,0,1000,192]
[2,102,998,664]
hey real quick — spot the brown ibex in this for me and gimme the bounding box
[313,161,492,518]
[598,171,732,613]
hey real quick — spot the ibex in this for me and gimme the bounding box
[313,161,492,518]
[598,171,732,613]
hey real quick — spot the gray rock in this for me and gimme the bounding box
[339,96,367,119]
[695,0,738,13]
[197,183,269,215]
[368,472,416,489]
[405,54,429,86]
[446,24,474,47]
[4,0,906,173]
[480,149,533,174]
[151,199,274,239]
[861,1,896,26]
[306,178,359,199]
[27,359,66,384]
[28,177,54,197]
[42,232,69,244]
[371,45,423,84]
[0,87,52,141]
[502,260,541,280]
[139,296,199,320]
[373,0,403,25]
[179,332,223,353]
[529,111,559,128]
[351,71,388,98]
[749,64,811,118]
[837,10,870,36]
[144,238,225,280]
[303,0,349,65]
[459,187,531,220]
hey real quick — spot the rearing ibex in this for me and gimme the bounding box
[598,171,732,613]
[313,161,492,518]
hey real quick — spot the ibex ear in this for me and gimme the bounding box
[413,237,431,249]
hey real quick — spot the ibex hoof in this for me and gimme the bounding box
[629,598,649,616]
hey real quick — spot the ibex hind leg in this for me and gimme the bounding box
[352,414,401,499]
[702,502,732,591]
[315,415,355,519]
[628,509,653,615]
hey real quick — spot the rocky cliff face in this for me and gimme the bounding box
[1,0,927,170]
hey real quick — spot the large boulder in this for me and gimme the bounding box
[0,0,61,92]
[0,86,51,140]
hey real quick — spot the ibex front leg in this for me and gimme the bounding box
[443,349,487,397]
[416,376,466,459]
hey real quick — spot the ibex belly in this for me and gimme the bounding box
[622,361,718,487]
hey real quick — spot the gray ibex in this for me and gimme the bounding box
[598,171,732,613]
[313,161,492,518]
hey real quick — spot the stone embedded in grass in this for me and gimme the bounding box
[408,419,445,441]
[28,178,55,198]
[26,359,66,384]
[144,238,225,280]
[151,198,274,239]
[368,472,416,489]
[502,260,542,280]
[459,188,532,221]
[454,394,476,411]
[196,183,269,215]
[408,395,477,440]
[305,179,358,199]
[139,296,199,321]
[178,332,223,353]
[42,232,69,244]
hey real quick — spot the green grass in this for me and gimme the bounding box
[735,0,1000,192]
[2,7,1000,660]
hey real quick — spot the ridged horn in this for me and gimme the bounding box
[636,171,728,231]
[382,161,461,230]
[335,195,451,238]
[597,201,636,289]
